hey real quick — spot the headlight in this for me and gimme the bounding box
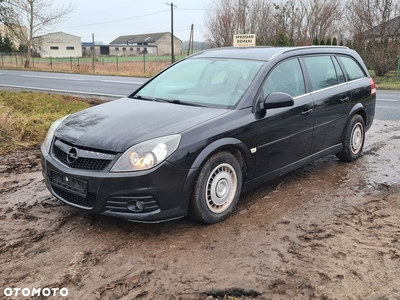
[43,115,69,153]
[111,134,181,172]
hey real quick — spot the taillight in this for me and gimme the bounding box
[370,78,376,94]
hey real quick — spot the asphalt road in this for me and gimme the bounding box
[0,69,147,98]
[375,90,400,120]
[0,69,398,120]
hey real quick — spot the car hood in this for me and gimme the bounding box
[55,98,229,152]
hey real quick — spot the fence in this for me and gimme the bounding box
[0,52,187,76]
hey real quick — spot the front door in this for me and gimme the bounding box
[255,58,314,178]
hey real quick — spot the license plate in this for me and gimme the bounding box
[50,170,88,197]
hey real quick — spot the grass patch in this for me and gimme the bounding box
[370,70,400,90]
[0,91,91,154]
[1,54,187,77]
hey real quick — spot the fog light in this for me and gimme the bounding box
[127,200,145,212]
[135,201,144,211]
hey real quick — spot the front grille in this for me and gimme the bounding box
[52,140,115,171]
[52,185,96,208]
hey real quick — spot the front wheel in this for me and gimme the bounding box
[336,114,365,162]
[189,151,243,224]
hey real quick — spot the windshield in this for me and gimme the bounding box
[134,58,264,109]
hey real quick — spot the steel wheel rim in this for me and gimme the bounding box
[351,122,364,154]
[205,163,237,214]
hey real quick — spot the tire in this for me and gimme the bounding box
[336,114,365,162]
[189,151,243,224]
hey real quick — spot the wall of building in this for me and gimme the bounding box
[82,33,182,57]
[0,24,27,49]
[33,32,82,58]
[156,33,182,56]
[108,45,155,56]
[104,45,157,56]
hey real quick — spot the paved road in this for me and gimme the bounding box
[375,90,400,120]
[0,69,147,98]
[0,69,398,120]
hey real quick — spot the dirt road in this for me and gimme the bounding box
[1,119,400,300]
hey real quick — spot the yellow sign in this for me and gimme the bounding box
[233,34,256,47]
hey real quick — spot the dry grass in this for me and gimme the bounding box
[0,91,91,154]
[1,57,173,77]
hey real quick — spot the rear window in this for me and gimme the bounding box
[338,56,366,81]
[303,56,339,91]
[332,57,346,84]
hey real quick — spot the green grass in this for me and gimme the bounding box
[0,91,91,154]
[370,70,400,90]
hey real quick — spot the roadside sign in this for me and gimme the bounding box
[233,34,256,47]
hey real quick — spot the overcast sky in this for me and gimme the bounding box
[54,0,210,44]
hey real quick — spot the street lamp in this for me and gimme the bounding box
[166,2,177,63]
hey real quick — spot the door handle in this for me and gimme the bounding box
[301,108,313,116]
[340,97,350,104]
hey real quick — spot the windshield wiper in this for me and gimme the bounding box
[155,98,206,107]
[153,97,171,103]
[132,95,154,101]
[134,96,206,107]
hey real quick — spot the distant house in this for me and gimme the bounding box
[109,32,182,56]
[361,16,400,40]
[32,32,82,58]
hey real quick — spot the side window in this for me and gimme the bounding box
[332,57,346,83]
[263,58,305,98]
[338,56,366,81]
[304,56,339,91]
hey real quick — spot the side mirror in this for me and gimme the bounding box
[261,92,294,110]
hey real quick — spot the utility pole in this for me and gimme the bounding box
[166,2,177,63]
[92,33,95,56]
[92,33,95,72]
[187,24,194,56]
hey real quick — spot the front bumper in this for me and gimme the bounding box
[41,144,192,222]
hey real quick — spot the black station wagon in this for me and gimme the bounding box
[41,46,376,224]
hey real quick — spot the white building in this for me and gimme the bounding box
[0,24,27,49]
[33,32,82,58]
[108,32,182,56]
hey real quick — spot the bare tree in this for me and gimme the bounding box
[274,0,343,45]
[250,0,275,45]
[205,0,276,47]
[273,0,303,44]
[0,0,74,68]
[346,0,400,76]
[306,0,341,40]
[204,0,343,47]
[205,0,237,47]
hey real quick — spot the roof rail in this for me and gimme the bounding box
[269,45,350,60]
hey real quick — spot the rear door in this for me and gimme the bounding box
[303,55,351,153]
[337,55,376,129]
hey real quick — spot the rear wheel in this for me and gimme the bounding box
[336,114,365,162]
[189,151,242,224]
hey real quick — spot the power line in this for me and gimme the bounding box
[61,9,170,29]
[179,8,204,10]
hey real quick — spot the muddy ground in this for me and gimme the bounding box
[1,119,400,300]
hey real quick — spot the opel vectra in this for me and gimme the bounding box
[41,46,376,223]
